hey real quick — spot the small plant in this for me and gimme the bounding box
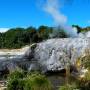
[7,78,25,90]
[7,71,52,90]
[84,71,90,80]
[78,49,90,69]
[59,83,79,90]
[74,49,90,90]
[24,73,52,90]
[7,70,25,90]
[8,70,25,80]
[77,70,90,90]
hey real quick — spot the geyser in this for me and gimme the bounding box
[43,0,78,37]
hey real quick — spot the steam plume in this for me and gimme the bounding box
[43,0,78,37]
[43,0,67,25]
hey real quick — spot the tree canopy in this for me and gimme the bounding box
[0,25,89,49]
[0,25,68,49]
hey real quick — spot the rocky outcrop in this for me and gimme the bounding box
[0,38,90,74]
[30,38,90,72]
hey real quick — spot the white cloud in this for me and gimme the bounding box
[0,28,9,33]
[43,0,67,25]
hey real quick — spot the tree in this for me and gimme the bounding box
[0,25,70,49]
[26,26,37,43]
[72,25,82,33]
[38,25,52,40]
[49,29,68,38]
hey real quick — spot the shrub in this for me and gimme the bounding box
[7,71,52,90]
[24,73,52,90]
[77,71,90,90]
[8,70,25,80]
[77,79,90,90]
[7,78,25,90]
[7,70,25,90]
[78,49,90,69]
[59,84,79,90]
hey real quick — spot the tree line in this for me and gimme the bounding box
[0,25,88,49]
[0,26,68,49]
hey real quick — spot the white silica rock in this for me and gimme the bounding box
[79,31,90,38]
[33,38,90,72]
[0,38,90,73]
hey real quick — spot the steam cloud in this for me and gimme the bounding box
[43,0,67,25]
[43,0,78,37]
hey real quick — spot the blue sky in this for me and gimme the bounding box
[0,0,90,30]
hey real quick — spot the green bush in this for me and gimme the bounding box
[7,70,25,90]
[59,84,79,90]
[76,71,90,90]
[24,73,52,90]
[7,71,52,90]
[8,70,24,80]
[78,49,90,69]
[77,79,90,90]
[7,78,25,90]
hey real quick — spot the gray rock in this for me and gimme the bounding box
[0,38,90,73]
